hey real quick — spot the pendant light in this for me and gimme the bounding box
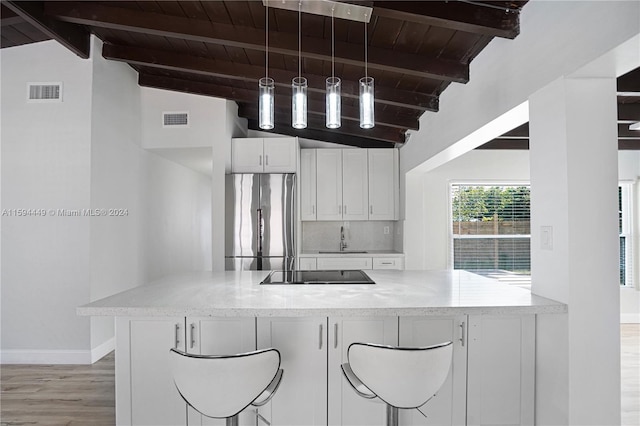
[359,18,374,129]
[259,1,274,130]
[292,1,307,129]
[326,7,341,129]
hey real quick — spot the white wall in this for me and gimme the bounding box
[1,38,213,363]
[1,40,93,362]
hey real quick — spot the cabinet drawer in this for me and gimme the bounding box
[316,257,372,270]
[372,257,404,270]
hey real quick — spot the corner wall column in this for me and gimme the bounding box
[529,76,620,425]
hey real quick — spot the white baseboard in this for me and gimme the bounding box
[621,313,640,324]
[91,337,115,363]
[1,337,115,365]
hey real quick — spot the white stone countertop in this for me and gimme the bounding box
[299,250,404,257]
[77,270,566,318]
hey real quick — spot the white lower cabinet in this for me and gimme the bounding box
[399,316,468,426]
[116,317,257,426]
[116,317,187,426]
[299,257,317,270]
[257,317,328,426]
[466,315,535,426]
[328,316,399,426]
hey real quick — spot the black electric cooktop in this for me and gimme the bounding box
[261,270,375,285]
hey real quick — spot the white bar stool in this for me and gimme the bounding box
[341,341,453,426]
[169,347,283,426]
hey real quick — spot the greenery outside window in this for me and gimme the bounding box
[450,184,531,283]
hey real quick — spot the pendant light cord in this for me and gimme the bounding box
[364,19,368,79]
[265,1,269,80]
[331,7,335,79]
[298,1,301,79]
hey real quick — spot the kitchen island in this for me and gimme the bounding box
[79,270,566,426]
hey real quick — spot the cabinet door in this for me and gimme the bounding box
[300,149,317,220]
[342,150,369,221]
[316,257,372,270]
[299,257,317,270]
[328,317,398,426]
[316,149,343,220]
[257,317,328,426]
[187,317,257,426]
[466,315,535,426]
[399,316,468,426]
[232,138,264,172]
[119,317,187,426]
[264,138,297,172]
[368,149,398,220]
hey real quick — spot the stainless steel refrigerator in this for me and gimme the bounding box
[225,173,296,271]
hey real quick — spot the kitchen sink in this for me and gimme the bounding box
[318,250,368,254]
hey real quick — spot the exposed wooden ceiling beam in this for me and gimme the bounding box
[372,1,520,39]
[45,1,468,82]
[617,68,640,92]
[4,1,89,58]
[475,138,528,149]
[1,5,23,26]
[102,43,437,113]
[619,123,640,138]
[239,105,406,144]
[246,119,397,149]
[138,72,417,132]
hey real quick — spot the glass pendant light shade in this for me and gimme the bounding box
[359,76,375,129]
[259,77,274,130]
[326,76,341,129]
[292,77,307,129]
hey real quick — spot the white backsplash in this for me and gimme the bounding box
[302,221,399,252]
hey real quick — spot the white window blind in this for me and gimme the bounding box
[450,184,531,279]
[619,184,634,286]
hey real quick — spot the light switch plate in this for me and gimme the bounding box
[541,226,553,250]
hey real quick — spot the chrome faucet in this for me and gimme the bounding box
[340,226,348,251]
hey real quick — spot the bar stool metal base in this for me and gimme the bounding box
[386,405,398,426]
[226,414,239,426]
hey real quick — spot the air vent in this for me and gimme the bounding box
[27,83,62,102]
[163,112,189,127]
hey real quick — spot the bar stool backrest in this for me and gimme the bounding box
[169,348,281,419]
[347,342,453,409]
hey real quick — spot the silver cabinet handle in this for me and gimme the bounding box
[265,155,269,165]
[259,155,262,166]
[334,323,338,349]
[190,323,196,349]
[174,323,181,349]
[370,205,373,214]
[319,324,324,349]
[381,261,393,265]
[459,321,466,347]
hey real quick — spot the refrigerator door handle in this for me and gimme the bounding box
[257,208,263,254]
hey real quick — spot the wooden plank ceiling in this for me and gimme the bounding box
[479,67,640,150]
[2,0,528,148]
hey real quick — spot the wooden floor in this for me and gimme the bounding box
[1,325,638,425]
[1,352,115,426]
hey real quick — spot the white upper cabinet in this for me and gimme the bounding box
[316,149,343,221]
[368,149,398,220]
[342,150,369,221]
[303,148,398,221]
[300,149,317,220]
[232,137,297,173]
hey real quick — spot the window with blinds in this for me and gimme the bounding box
[619,184,634,286]
[450,184,531,280]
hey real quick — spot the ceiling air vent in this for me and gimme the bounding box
[27,82,62,102]
[163,111,189,128]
